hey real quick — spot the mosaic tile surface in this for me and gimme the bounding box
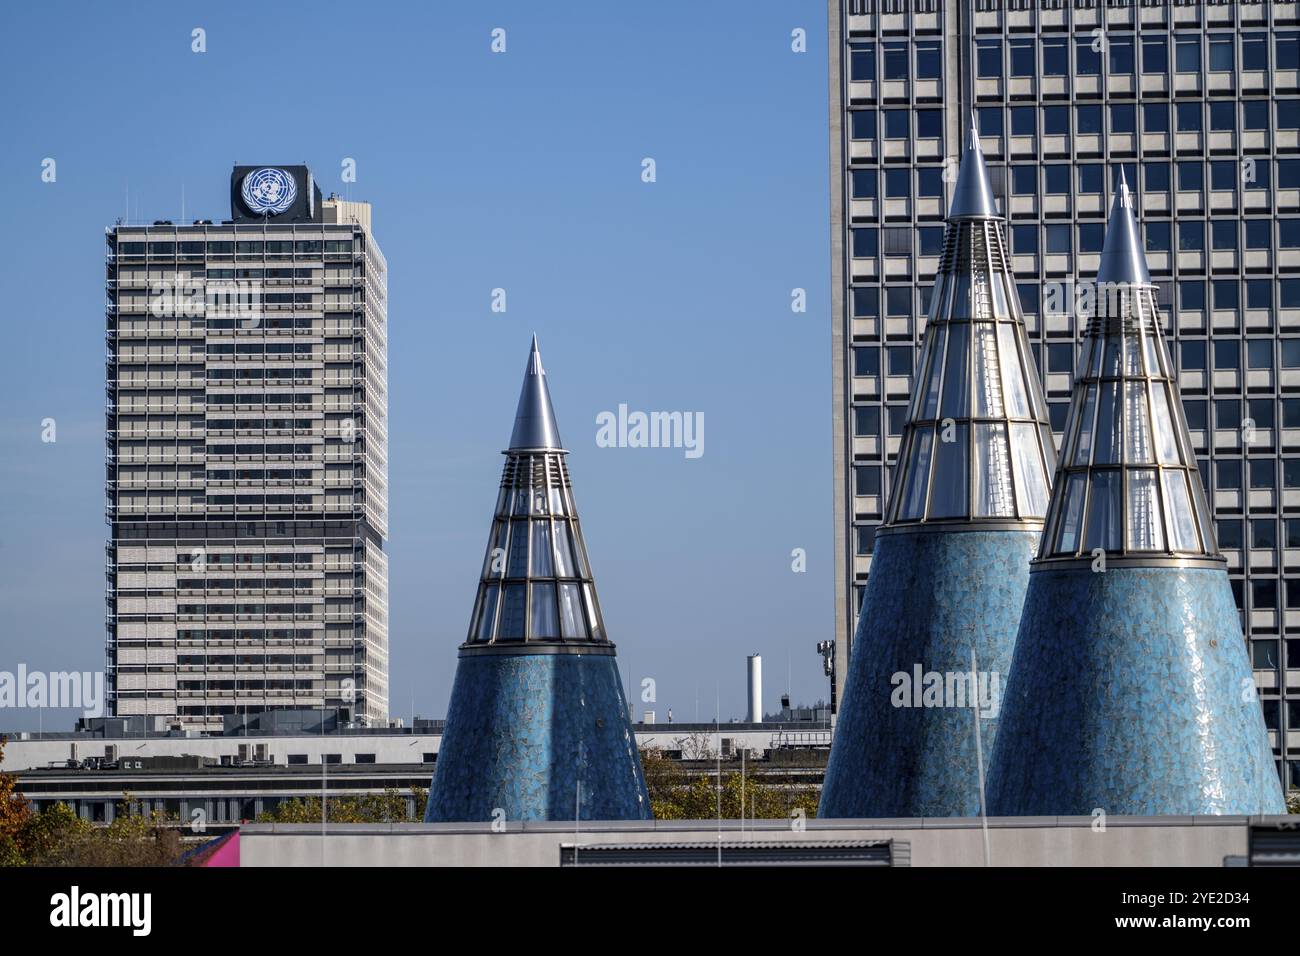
[819,529,1039,818]
[987,566,1285,816]
[425,652,651,822]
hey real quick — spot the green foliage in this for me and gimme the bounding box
[640,748,820,821]
[254,787,427,823]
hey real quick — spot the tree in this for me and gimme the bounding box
[254,788,427,823]
[0,737,32,865]
[640,746,820,821]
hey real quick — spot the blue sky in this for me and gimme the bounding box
[0,1,831,729]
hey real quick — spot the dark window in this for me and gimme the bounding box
[916,110,942,140]
[1180,281,1205,311]
[1076,105,1102,135]
[1215,339,1240,371]
[1044,106,1069,136]
[1242,35,1268,71]
[1211,220,1236,251]
[853,287,878,317]
[916,41,941,80]
[1208,37,1234,73]
[1009,40,1035,77]
[1142,103,1169,135]
[854,405,880,437]
[1209,161,1236,192]
[1043,40,1067,77]
[1012,166,1036,195]
[1144,161,1170,192]
[849,44,874,81]
[977,106,1003,137]
[887,347,912,376]
[1208,101,1235,133]
[976,40,1001,78]
[1045,224,1071,254]
[1109,38,1134,75]
[1277,32,1300,71]
[1242,101,1269,131]
[885,169,909,199]
[854,347,880,377]
[1178,221,1205,253]
[1011,224,1037,254]
[852,228,877,258]
[1010,106,1035,137]
[882,43,908,80]
[1145,221,1170,253]
[1175,38,1200,73]
[1254,518,1278,549]
[1247,280,1271,311]
[1218,519,1243,549]
[918,227,943,256]
[917,168,944,198]
[1142,37,1168,74]
[1110,104,1135,135]
[1247,340,1271,370]
[851,170,876,199]
[1213,280,1239,313]
[1250,459,1276,491]
[1079,223,1104,253]
[1076,38,1100,76]
[1177,161,1203,193]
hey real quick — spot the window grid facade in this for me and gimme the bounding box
[830,0,1300,791]
[105,203,390,730]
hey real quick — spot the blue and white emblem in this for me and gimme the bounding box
[240,168,298,215]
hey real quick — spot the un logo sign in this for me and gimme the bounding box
[241,168,298,215]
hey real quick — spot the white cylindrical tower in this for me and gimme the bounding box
[747,654,762,723]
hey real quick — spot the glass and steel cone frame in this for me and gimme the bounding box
[882,215,1057,532]
[1035,279,1222,569]
[464,448,611,648]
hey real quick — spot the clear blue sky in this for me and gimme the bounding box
[0,1,831,729]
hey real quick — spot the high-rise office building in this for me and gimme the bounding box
[828,0,1300,793]
[105,165,389,731]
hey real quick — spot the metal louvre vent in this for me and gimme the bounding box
[559,839,907,867]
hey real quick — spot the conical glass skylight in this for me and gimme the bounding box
[1038,174,1219,563]
[466,339,609,645]
[883,120,1056,527]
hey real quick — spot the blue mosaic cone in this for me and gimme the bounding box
[986,175,1285,815]
[821,119,1057,817]
[425,339,651,822]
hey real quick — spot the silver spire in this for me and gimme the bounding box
[507,335,564,452]
[947,113,1000,220]
[1095,169,1152,286]
[469,338,609,646]
[1037,177,1217,565]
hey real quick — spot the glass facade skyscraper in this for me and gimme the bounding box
[829,0,1300,794]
